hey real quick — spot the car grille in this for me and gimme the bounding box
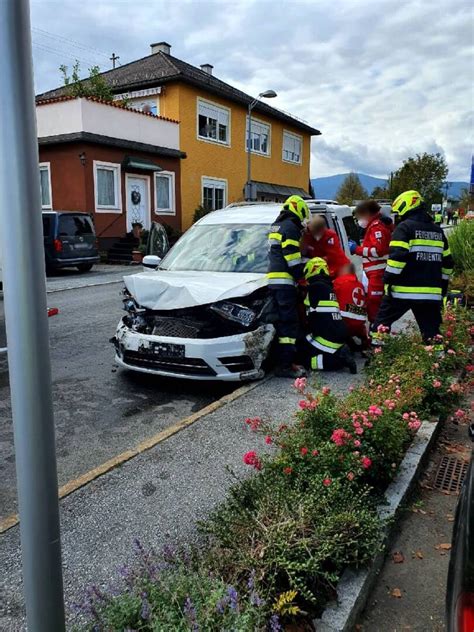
[123,351,216,376]
[152,317,204,339]
[218,355,255,373]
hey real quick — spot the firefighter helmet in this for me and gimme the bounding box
[283,195,310,223]
[392,190,423,217]
[304,257,329,279]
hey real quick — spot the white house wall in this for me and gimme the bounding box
[36,98,180,150]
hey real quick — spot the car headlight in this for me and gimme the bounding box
[210,301,257,327]
[122,296,145,314]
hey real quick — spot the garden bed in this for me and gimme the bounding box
[75,307,473,631]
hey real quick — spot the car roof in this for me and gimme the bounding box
[41,210,92,216]
[197,201,352,226]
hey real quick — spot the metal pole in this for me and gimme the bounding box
[246,103,253,201]
[0,1,65,630]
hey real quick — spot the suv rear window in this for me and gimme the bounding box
[42,215,53,236]
[58,214,94,237]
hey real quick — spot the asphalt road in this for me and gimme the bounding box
[0,273,234,520]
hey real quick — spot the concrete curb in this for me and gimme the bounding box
[313,419,440,632]
[46,278,127,293]
[0,375,271,535]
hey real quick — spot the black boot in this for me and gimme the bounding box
[339,346,357,374]
[275,364,307,378]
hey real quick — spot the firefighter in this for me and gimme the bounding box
[333,263,369,352]
[348,200,391,323]
[268,195,309,378]
[301,214,350,277]
[434,210,443,226]
[302,257,357,374]
[372,190,454,343]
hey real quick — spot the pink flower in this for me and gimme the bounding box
[447,349,456,355]
[355,426,364,435]
[402,412,410,420]
[353,439,361,447]
[293,377,307,393]
[322,386,331,396]
[466,364,474,373]
[361,456,372,469]
[331,428,351,446]
[349,386,355,392]
[368,405,383,417]
[312,449,319,457]
[454,409,466,419]
[245,416,262,431]
[283,466,293,475]
[395,389,401,396]
[300,446,309,456]
[323,478,332,487]
[409,420,421,430]
[432,362,440,369]
[347,472,355,481]
[298,400,308,410]
[374,347,382,354]
[265,435,272,445]
[243,451,262,470]
[377,324,389,334]
[433,379,442,388]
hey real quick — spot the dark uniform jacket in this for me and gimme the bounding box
[305,275,348,355]
[267,211,304,286]
[384,208,453,302]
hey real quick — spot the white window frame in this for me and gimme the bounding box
[39,162,53,209]
[154,171,176,216]
[245,116,271,157]
[282,130,303,165]
[201,176,227,211]
[93,160,122,213]
[197,97,231,147]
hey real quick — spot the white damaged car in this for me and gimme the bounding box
[112,202,354,381]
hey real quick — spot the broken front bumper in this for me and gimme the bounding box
[113,319,275,381]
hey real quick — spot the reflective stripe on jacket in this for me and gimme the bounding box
[305,276,347,353]
[383,208,453,301]
[267,211,304,285]
[354,214,391,276]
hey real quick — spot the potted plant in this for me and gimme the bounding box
[131,221,143,240]
[131,227,149,264]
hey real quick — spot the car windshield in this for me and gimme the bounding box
[159,223,270,273]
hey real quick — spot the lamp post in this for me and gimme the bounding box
[245,90,277,201]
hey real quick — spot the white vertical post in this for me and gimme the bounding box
[0,1,65,630]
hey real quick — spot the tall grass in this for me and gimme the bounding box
[448,220,474,274]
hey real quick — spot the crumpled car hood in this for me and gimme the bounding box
[124,270,267,310]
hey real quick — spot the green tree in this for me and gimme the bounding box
[336,173,368,205]
[370,185,390,198]
[59,60,114,101]
[389,152,448,208]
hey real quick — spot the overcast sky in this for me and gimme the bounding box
[31,0,473,181]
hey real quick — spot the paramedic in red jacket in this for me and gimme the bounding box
[301,215,350,278]
[348,200,391,323]
[333,263,369,350]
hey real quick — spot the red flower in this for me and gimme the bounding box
[265,435,272,445]
[300,446,309,456]
[243,451,262,470]
[312,449,319,457]
[283,467,293,475]
[323,478,332,487]
[361,456,372,469]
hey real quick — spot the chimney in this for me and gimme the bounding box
[200,64,214,75]
[150,42,171,55]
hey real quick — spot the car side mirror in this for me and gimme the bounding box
[142,255,161,269]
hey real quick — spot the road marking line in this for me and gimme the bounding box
[0,376,270,534]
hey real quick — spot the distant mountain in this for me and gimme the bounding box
[311,173,469,200]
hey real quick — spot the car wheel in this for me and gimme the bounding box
[77,263,93,273]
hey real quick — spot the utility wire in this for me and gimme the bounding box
[32,27,110,59]
[32,41,101,67]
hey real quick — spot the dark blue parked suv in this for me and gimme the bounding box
[42,211,100,273]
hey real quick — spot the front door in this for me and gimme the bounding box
[126,175,150,231]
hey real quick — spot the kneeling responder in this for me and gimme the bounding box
[349,200,392,323]
[302,257,357,374]
[333,263,369,352]
[268,195,309,378]
[372,190,454,343]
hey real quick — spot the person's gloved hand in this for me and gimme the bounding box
[348,239,358,255]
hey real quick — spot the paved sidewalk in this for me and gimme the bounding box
[46,264,135,293]
[0,367,364,630]
[358,397,472,632]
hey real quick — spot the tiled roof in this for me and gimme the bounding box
[36,51,321,135]
[35,94,179,124]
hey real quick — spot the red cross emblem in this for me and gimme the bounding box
[352,287,365,307]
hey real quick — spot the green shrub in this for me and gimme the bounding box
[448,220,474,274]
[193,204,212,223]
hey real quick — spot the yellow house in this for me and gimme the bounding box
[37,42,321,231]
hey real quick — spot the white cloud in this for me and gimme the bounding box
[31,0,473,181]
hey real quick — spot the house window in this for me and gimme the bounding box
[282,131,303,164]
[246,117,270,155]
[202,177,227,211]
[132,98,159,116]
[154,171,175,215]
[39,163,52,209]
[197,99,230,145]
[94,161,121,213]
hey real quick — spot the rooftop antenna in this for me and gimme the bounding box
[110,52,119,69]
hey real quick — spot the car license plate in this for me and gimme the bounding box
[149,342,185,358]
